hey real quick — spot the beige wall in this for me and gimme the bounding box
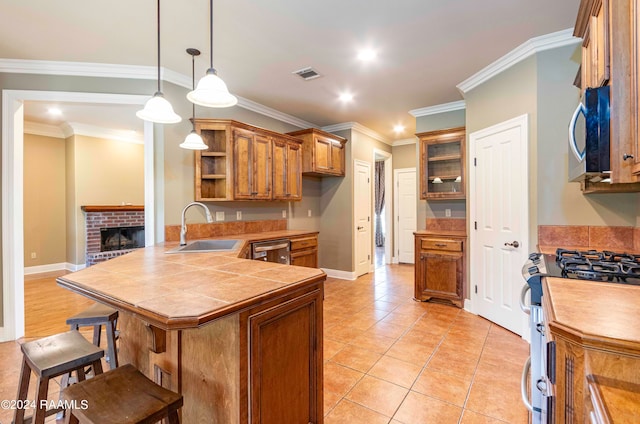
[391,143,417,170]
[465,44,639,255]
[24,134,67,266]
[317,129,391,272]
[70,135,145,265]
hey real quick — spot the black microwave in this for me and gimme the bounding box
[568,85,610,182]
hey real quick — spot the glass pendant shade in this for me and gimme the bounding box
[180,130,208,150]
[187,69,238,107]
[136,92,182,124]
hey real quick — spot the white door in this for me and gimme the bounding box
[470,115,529,336]
[354,160,372,276]
[394,168,416,264]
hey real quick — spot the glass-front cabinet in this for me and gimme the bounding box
[418,127,466,200]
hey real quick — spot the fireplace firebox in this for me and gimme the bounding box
[100,226,145,252]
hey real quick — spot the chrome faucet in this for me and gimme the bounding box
[180,202,214,246]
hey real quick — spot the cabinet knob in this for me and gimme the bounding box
[623,153,635,160]
[435,243,447,247]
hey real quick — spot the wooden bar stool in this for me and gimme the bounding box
[66,303,119,370]
[62,364,183,424]
[13,330,104,424]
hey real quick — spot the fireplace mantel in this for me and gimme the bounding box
[81,205,144,213]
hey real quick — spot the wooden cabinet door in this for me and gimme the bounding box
[247,289,322,424]
[313,136,332,173]
[233,128,271,200]
[252,134,272,200]
[272,139,302,200]
[290,249,318,268]
[233,128,254,200]
[329,141,345,176]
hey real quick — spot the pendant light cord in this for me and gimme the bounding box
[157,0,161,93]
[191,52,196,129]
[209,0,214,70]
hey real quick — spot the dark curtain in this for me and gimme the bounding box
[374,161,385,247]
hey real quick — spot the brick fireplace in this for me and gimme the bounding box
[82,205,145,266]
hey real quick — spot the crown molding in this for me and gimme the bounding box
[392,137,417,146]
[456,28,581,94]
[0,59,317,130]
[321,122,390,144]
[409,100,466,117]
[23,121,66,138]
[65,122,144,144]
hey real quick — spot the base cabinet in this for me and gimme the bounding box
[414,233,465,307]
[118,283,324,424]
[289,235,319,268]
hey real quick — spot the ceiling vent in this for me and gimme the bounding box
[292,67,322,81]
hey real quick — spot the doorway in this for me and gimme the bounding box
[393,168,417,264]
[469,114,529,337]
[373,150,392,268]
[1,89,155,342]
[354,159,372,277]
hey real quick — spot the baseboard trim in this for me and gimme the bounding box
[24,262,85,275]
[321,268,357,281]
[464,298,473,313]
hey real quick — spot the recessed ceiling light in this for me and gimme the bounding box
[339,92,354,102]
[394,124,405,133]
[48,107,62,116]
[357,49,377,61]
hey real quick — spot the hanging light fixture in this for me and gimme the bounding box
[180,48,208,150]
[187,0,237,108]
[137,0,181,123]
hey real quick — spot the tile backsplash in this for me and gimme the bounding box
[165,219,287,242]
[538,225,635,250]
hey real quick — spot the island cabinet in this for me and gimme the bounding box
[543,278,640,424]
[414,231,466,308]
[194,119,303,201]
[289,234,318,268]
[573,0,640,191]
[114,281,324,424]
[57,240,327,424]
[286,128,347,177]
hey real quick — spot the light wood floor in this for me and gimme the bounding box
[24,270,94,338]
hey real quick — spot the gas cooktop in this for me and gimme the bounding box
[523,248,640,305]
[532,249,640,285]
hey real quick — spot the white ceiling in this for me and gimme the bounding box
[2,0,581,141]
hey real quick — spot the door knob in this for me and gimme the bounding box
[504,241,520,248]
[357,226,364,230]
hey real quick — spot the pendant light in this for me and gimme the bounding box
[180,48,208,150]
[136,0,181,123]
[187,0,237,108]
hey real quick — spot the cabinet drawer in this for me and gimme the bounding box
[421,238,462,252]
[290,237,318,251]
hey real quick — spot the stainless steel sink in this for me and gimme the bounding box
[165,239,242,253]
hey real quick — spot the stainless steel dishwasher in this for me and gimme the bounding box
[251,239,290,264]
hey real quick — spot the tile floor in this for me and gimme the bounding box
[322,264,529,423]
[0,263,529,424]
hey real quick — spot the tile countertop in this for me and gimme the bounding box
[542,277,640,350]
[56,230,325,330]
[538,245,640,255]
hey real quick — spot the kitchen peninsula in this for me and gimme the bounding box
[57,232,325,424]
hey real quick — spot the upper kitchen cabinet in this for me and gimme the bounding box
[417,127,466,200]
[272,137,302,201]
[194,119,303,201]
[233,127,272,200]
[286,128,347,177]
[574,0,640,191]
